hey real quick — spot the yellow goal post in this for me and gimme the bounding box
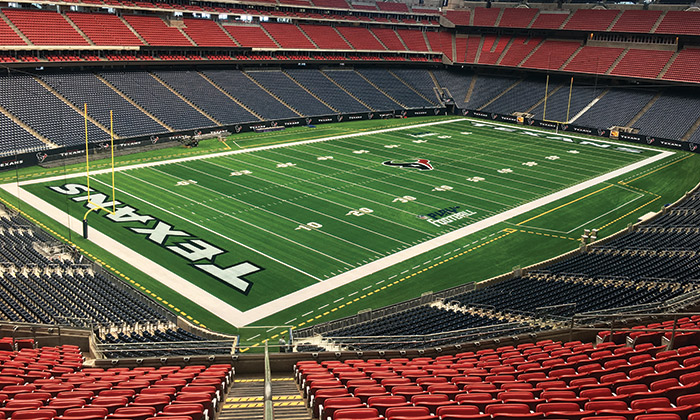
[542,75,575,125]
[82,103,117,238]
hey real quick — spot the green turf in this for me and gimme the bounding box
[3,116,700,348]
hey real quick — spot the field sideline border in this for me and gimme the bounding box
[0,118,676,327]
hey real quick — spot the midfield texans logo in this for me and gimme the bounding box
[383,159,434,171]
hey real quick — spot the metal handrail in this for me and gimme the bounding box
[264,341,273,420]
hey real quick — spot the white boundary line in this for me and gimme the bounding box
[514,184,645,234]
[16,118,468,186]
[0,118,675,327]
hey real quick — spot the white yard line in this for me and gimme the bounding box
[564,184,646,234]
[514,184,645,234]
[240,150,673,325]
[17,118,468,186]
[2,118,676,327]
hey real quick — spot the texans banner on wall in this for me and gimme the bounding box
[0,108,449,172]
[460,109,700,154]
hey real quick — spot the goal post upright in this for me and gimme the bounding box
[82,104,117,239]
[542,76,575,127]
[543,74,550,122]
[566,77,574,123]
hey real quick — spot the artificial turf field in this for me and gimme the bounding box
[2,115,700,350]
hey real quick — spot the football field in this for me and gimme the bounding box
[3,117,684,332]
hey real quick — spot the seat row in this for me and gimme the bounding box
[0,362,233,420]
[295,336,700,420]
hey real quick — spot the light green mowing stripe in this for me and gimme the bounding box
[3,116,696,336]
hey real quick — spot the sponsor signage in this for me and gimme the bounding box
[417,206,477,227]
[459,108,700,156]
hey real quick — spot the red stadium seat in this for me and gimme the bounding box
[633,415,681,420]
[436,405,481,417]
[11,408,57,419]
[132,394,171,412]
[321,397,364,420]
[57,406,110,420]
[630,397,672,411]
[412,393,455,413]
[161,403,205,420]
[367,395,411,416]
[485,402,531,415]
[385,406,431,418]
[333,407,381,420]
[106,406,157,420]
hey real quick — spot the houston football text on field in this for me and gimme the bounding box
[7,117,697,334]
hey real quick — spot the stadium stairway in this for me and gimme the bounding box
[221,374,310,420]
[428,71,442,97]
[559,45,584,71]
[477,78,522,111]
[333,29,354,51]
[198,72,263,121]
[0,11,31,45]
[299,26,320,49]
[516,38,546,67]
[682,114,700,141]
[172,20,198,47]
[150,72,221,125]
[118,15,149,45]
[525,83,564,114]
[464,74,477,104]
[62,13,96,46]
[658,50,681,79]
[0,105,55,148]
[626,92,662,128]
[494,37,516,65]
[94,73,174,131]
[33,76,116,138]
[605,48,630,75]
[259,25,282,48]
[354,71,405,108]
[216,21,241,46]
[242,71,302,117]
[282,70,340,113]
[319,70,375,111]
[388,70,438,105]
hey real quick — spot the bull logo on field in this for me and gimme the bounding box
[36,152,47,163]
[234,125,242,133]
[647,137,656,145]
[383,159,434,171]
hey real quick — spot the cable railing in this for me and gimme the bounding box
[96,339,238,357]
[314,322,538,351]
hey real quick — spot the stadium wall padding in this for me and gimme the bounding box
[0,108,449,172]
[2,105,698,173]
[461,108,700,154]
